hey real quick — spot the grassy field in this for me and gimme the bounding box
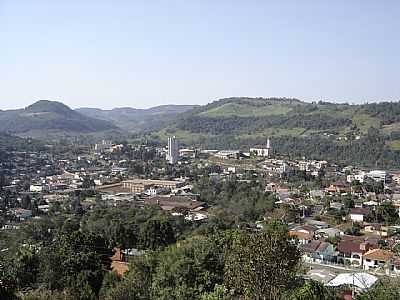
[382,122,400,133]
[386,140,400,151]
[236,127,308,139]
[351,114,381,132]
[198,102,292,117]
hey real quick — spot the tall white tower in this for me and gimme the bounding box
[266,138,271,157]
[167,136,179,164]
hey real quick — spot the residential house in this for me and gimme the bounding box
[300,240,335,263]
[349,208,370,223]
[337,239,375,266]
[289,224,317,244]
[325,182,351,195]
[363,249,395,272]
[363,224,390,237]
[330,202,344,210]
[316,227,343,239]
[305,219,329,229]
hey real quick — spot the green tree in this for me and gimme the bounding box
[139,217,176,250]
[356,279,400,300]
[38,231,112,298]
[104,254,157,300]
[288,280,336,300]
[224,227,301,300]
[152,236,225,300]
[201,285,228,300]
[21,194,32,210]
[376,203,399,225]
[10,248,39,289]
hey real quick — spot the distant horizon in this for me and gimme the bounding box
[2,1,400,110]
[1,96,400,111]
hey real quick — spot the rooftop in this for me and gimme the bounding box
[363,249,395,262]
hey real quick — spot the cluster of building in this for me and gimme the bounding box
[290,221,400,274]
[96,178,208,222]
[4,134,400,297]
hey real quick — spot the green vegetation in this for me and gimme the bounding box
[199,101,292,117]
[146,98,400,168]
[0,100,117,137]
[386,140,400,151]
[77,105,197,133]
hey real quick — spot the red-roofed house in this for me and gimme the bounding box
[289,224,317,244]
[363,249,395,272]
[337,239,376,266]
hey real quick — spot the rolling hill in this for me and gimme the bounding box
[155,97,400,141]
[2,97,400,168]
[76,105,198,132]
[149,97,400,168]
[0,100,118,137]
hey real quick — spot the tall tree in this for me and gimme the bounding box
[38,231,112,297]
[224,225,300,300]
[139,217,175,250]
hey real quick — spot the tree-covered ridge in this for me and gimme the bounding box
[174,98,400,135]
[359,102,400,125]
[0,133,45,153]
[0,100,117,136]
[148,98,400,168]
[177,114,352,135]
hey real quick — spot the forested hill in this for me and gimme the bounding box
[76,104,198,133]
[0,100,118,137]
[151,97,400,168]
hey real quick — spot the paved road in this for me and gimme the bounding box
[304,261,396,278]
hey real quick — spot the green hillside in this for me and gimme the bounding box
[198,98,294,117]
[76,105,198,133]
[150,98,400,168]
[160,98,386,140]
[0,100,118,137]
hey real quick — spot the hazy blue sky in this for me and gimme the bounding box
[1,0,399,109]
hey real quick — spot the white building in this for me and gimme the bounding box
[250,148,269,157]
[179,148,196,158]
[166,136,179,164]
[367,170,389,182]
[214,150,240,160]
[94,140,113,154]
[349,208,369,223]
[30,185,44,193]
[250,138,271,157]
[347,171,366,183]
[362,249,397,274]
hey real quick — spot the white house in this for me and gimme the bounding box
[349,208,370,222]
[363,249,396,273]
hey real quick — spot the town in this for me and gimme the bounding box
[2,134,400,299]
